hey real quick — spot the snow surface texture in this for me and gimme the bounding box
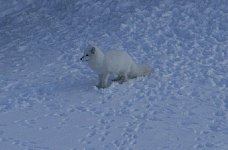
[0,0,227,150]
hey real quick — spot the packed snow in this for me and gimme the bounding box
[0,0,227,150]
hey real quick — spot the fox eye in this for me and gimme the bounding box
[86,54,89,56]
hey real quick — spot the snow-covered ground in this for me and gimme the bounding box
[0,0,227,149]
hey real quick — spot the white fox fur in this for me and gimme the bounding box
[81,46,151,88]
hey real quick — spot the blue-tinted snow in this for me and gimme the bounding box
[0,0,227,150]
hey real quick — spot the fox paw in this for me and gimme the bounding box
[96,84,108,89]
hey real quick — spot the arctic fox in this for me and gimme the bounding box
[80,46,151,88]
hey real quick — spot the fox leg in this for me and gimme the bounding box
[122,73,128,82]
[97,73,109,88]
[118,73,128,84]
[98,74,103,87]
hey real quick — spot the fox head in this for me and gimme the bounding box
[80,47,97,62]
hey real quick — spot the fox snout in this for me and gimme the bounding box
[80,55,88,61]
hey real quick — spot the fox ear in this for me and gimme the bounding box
[91,47,96,54]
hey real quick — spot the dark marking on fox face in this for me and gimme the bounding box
[90,47,96,54]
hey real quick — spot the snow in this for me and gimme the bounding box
[0,0,228,150]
